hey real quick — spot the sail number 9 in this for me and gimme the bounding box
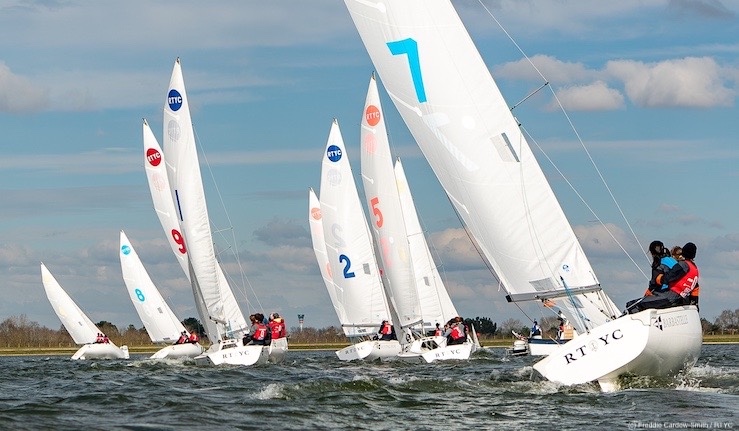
[171,229,187,254]
[387,38,427,103]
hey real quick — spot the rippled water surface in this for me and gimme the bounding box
[0,345,736,430]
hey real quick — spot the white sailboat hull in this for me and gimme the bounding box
[533,305,702,391]
[71,344,129,360]
[149,343,204,360]
[194,338,288,366]
[335,339,402,362]
[397,336,475,363]
[528,338,567,356]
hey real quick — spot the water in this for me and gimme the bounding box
[0,345,736,431]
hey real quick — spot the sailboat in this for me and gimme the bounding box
[359,74,476,362]
[40,263,129,360]
[315,120,401,361]
[151,58,287,366]
[119,230,203,359]
[344,0,701,390]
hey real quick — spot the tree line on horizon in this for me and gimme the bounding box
[1,310,737,348]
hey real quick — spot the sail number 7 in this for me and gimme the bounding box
[387,38,427,103]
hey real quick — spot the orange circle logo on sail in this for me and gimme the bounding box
[365,105,381,126]
[311,207,322,220]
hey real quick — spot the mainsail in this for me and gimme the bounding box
[319,119,391,338]
[119,230,188,343]
[360,74,422,337]
[308,188,346,324]
[142,118,217,341]
[160,58,248,341]
[394,158,458,328]
[40,263,100,345]
[344,0,619,331]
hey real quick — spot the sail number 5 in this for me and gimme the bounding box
[387,38,426,103]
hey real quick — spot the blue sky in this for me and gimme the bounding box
[1,0,737,333]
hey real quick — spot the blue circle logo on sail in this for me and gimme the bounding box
[121,245,131,255]
[327,145,342,162]
[168,89,183,112]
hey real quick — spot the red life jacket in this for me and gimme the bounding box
[380,323,392,335]
[188,333,199,343]
[668,261,699,298]
[450,325,464,340]
[434,328,443,336]
[269,321,284,339]
[253,323,268,340]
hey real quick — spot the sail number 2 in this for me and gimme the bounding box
[387,38,426,103]
[339,254,356,279]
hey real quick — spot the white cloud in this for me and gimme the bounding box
[552,81,625,111]
[0,62,47,113]
[494,54,597,83]
[606,57,735,107]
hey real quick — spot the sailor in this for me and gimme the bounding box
[647,240,677,294]
[629,242,699,313]
[446,320,466,345]
[433,323,443,337]
[672,246,700,309]
[530,320,541,338]
[268,313,287,339]
[188,331,199,344]
[176,331,187,344]
[246,313,269,345]
[378,320,395,341]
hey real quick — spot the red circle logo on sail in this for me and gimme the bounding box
[311,207,322,221]
[146,148,162,167]
[365,105,381,126]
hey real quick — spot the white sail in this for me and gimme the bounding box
[119,230,188,344]
[344,0,619,331]
[40,263,101,345]
[394,158,458,328]
[161,58,248,341]
[319,119,390,338]
[308,188,346,324]
[360,74,421,336]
